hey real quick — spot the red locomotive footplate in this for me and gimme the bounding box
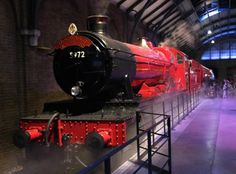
[19,115,127,147]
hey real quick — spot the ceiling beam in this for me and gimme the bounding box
[117,0,126,7]
[171,0,203,48]
[146,4,177,26]
[128,0,155,42]
[126,0,143,14]
[156,13,181,31]
[199,35,236,50]
[200,23,236,40]
[141,0,169,22]
[150,5,180,30]
[127,0,157,14]
[201,15,236,29]
[158,17,182,33]
[201,28,236,43]
[161,25,177,37]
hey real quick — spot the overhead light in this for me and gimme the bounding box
[211,40,215,44]
[201,9,220,21]
[207,30,212,35]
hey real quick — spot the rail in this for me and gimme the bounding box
[140,90,200,130]
[136,111,171,174]
[76,90,200,174]
[77,113,171,174]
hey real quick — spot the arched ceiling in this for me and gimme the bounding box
[111,0,236,53]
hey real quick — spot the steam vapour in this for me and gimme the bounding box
[159,20,196,48]
[88,0,110,15]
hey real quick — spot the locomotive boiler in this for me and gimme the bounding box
[53,25,172,102]
[13,15,214,150]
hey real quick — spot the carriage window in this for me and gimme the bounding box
[177,54,183,64]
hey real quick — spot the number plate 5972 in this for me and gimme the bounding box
[69,51,85,58]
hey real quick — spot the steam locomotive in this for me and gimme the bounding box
[13,15,213,149]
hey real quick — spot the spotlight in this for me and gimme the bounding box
[207,30,212,35]
[211,40,215,44]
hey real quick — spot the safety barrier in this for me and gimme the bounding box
[136,111,171,174]
[77,112,171,174]
[76,90,200,174]
[140,90,200,129]
[162,90,200,129]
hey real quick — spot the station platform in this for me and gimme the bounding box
[172,97,236,174]
[114,97,236,174]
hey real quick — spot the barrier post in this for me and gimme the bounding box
[187,94,189,115]
[162,101,166,134]
[167,117,172,174]
[170,100,174,128]
[182,94,185,118]
[136,111,140,160]
[147,130,152,174]
[177,95,180,123]
[104,158,111,174]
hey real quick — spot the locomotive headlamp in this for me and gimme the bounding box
[68,23,78,35]
[71,86,82,96]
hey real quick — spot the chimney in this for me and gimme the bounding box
[87,15,109,35]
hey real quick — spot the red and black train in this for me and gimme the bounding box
[13,16,214,149]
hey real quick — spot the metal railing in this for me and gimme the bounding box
[76,90,200,174]
[145,90,200,130]
[77,113,171,174]
[136,111,171,174]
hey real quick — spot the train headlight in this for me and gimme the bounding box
[71,86,82,96]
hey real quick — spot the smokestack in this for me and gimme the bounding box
[87,15,109,35]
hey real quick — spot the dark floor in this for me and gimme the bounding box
[114,97,236,174]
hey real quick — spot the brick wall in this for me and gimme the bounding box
[0,0,22,172]
[0,0,152,172]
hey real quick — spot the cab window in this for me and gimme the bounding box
[177,54,184,64]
